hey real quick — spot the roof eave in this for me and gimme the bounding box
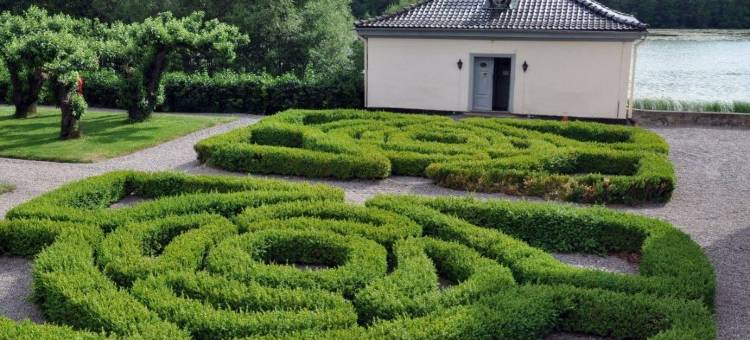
[355,27,648,41]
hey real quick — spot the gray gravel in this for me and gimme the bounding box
[551,253,639,275]
[0,257,43,323]
[0,115,260,218]
[0,119,747,339]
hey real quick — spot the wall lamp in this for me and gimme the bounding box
[457,59,463,70]
[522,61,529,72]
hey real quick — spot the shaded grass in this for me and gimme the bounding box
[0,107,234,162]
[635,98,750,114]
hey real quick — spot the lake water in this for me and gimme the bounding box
[636,29,750,101]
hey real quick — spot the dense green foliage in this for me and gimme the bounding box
[0,171,714,338]
[0,0,358,77]
[0,7,98,137]
[0,6,246,131]
[1,70,364,114]
[0,107,232,162]
[196,109,674,204]
[100,12,246,121]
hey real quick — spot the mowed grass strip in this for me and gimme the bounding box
[0,106,234,162]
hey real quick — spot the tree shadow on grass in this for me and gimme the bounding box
[0,113,160,159]
[79,115,160,145]
[0,115,63,151]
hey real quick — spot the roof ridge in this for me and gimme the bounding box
[572,0,647,29]
[355,0,435,26]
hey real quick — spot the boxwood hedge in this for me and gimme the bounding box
[0,171,713,339]
[195,109,674,204]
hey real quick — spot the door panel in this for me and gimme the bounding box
[493,58,512,111]
[473,57,494,111]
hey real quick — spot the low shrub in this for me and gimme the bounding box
[197,109,674,204]
[0,172,714,339]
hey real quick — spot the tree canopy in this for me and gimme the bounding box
[104,11,247,121]
[0,7,97,137]
[0,0,358,77]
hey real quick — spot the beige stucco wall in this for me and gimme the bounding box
[365,37,636,119]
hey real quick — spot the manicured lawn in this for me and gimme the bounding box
[0,107,234,162]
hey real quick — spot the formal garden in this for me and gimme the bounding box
[0,3,733,340]
[0,171,715,338]
[196,109,674,204]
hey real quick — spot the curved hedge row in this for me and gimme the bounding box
[0,171,713,339]
[196,109,674,204]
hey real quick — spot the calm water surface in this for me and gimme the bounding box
[636,29,750,101]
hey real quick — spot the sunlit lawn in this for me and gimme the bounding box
[0,106,235,162]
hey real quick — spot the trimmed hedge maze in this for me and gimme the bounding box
[195,109,675,205]
[0,172,714,339]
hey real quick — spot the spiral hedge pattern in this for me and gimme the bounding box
[195,109,675,204]
[0,171,713,339]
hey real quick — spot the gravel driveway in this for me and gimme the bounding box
[0,119,747,339]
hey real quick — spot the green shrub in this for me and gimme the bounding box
[1,70,363,113]
[197,109,674,204]
[0,171,713,339]
[366,195,715,307]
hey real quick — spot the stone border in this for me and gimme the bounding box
[631,109,750,128]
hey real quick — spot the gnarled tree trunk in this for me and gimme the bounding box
[53,79,81,139]
[127,47,170,122]
[8,64,45,118]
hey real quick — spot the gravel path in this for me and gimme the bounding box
[0,115,260,218]
[0,120,748,339]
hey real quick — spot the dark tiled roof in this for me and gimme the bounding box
[356,0,647,32]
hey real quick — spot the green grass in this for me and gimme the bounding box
[0,183,14,194]
[635,98,750,114]
[0,107,234,162]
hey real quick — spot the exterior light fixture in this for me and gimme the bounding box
[457,59,463,70]
[522,61,529,72]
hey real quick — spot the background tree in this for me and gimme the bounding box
[4,30,98,138]
[0,0,358,77]
[0,7,68,117]
[104,12,247,122]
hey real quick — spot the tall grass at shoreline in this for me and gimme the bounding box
[635,98,750,114]
[0,183,14,194]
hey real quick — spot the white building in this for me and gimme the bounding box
[355,0,648,119]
